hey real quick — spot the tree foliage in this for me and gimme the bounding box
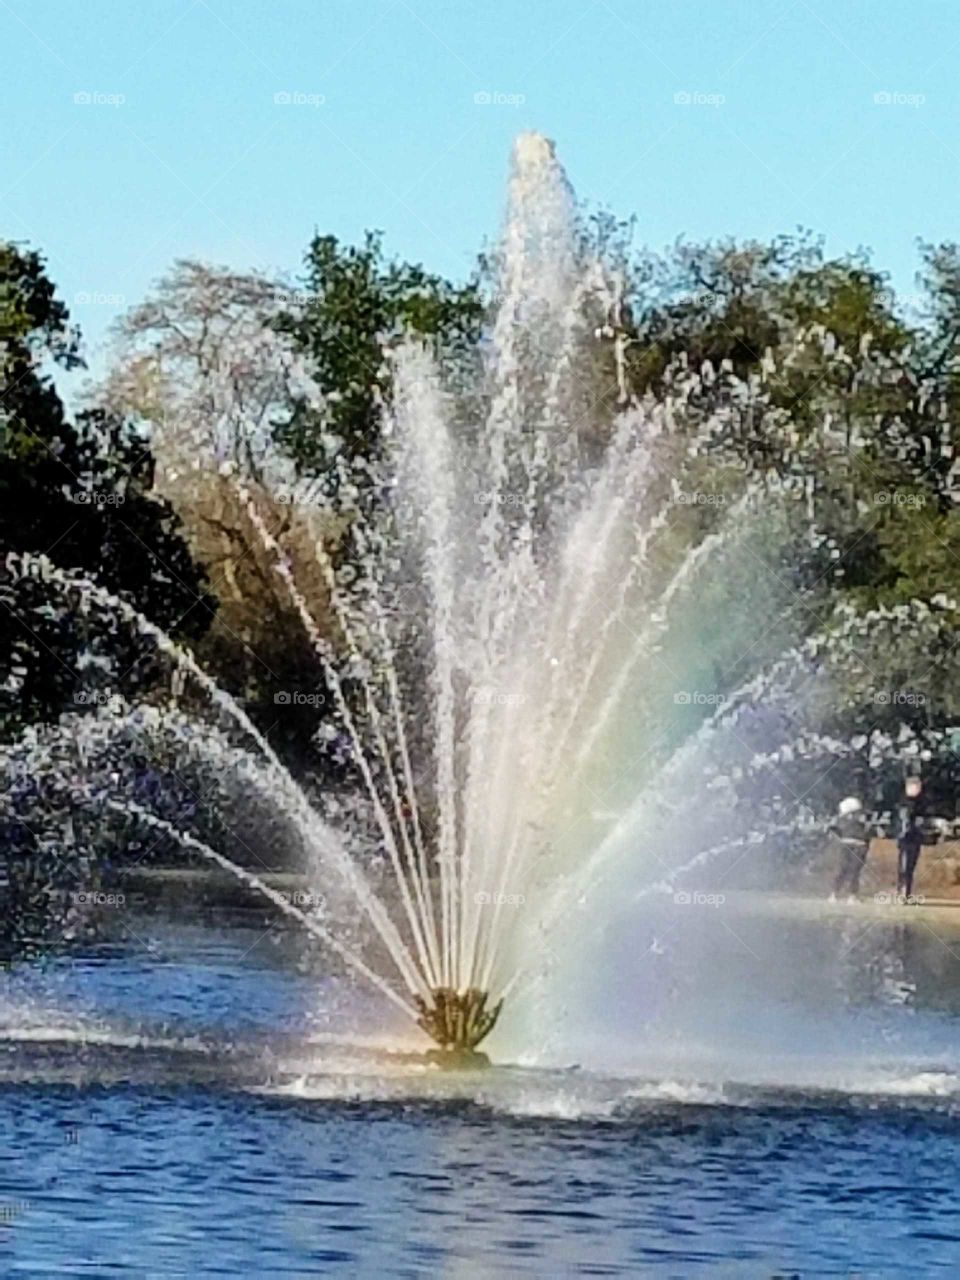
[617,233,960,608]
[0,242,214,737]
[274,230,484,480]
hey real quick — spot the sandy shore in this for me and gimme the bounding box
[113,838,960,925]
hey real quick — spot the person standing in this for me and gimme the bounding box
[897,776,925,901]
[831,796,869,900]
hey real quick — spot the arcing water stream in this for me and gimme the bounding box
[3,134,953,1061]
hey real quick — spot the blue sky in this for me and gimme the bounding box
[2,0,959,381]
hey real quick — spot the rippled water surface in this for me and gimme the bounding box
[3,903,960,1276]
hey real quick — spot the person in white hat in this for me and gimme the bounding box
[830,796,869,900]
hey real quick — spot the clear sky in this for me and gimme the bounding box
[2,0,959,381]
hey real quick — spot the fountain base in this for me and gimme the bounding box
[415,987,502,1054]
[423,1046,493,1070]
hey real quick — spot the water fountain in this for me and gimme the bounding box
[3,134,953,1065]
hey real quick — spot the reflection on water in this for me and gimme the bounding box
[3,1080,960,1275]
[500,891,960,1084]
[2,904,960,1274]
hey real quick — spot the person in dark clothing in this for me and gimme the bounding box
[897,776,925,901]
[831,796,869,899]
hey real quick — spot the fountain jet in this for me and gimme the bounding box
[415,988,503,1062]
[7,132,951,1065]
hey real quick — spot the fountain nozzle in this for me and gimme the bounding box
[415,987,502,1064]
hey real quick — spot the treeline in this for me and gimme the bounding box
[3,219,960,775]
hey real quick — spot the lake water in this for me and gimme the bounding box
[2,899,960,1275]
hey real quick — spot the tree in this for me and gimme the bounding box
[97,258,321,490]
[95,260,339,759]
[0,241,214,737]
[607,230,960,773]
[273,230,484,481]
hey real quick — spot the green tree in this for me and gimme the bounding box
[274,230,484,481]
[0,241,215,736]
